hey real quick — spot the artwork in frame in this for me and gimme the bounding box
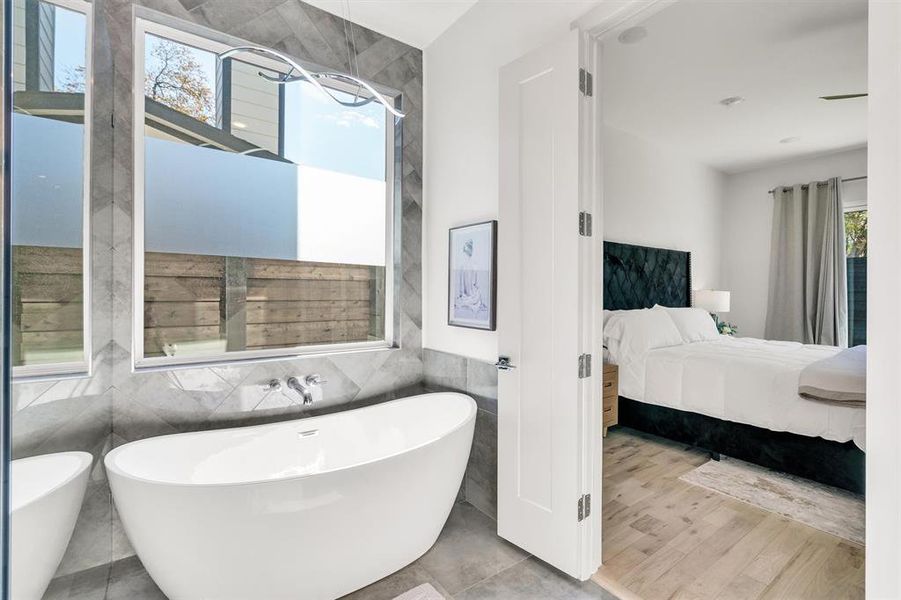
[448,220,497,330]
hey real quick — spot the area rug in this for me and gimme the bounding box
[679,456,864,544]
[392,583,446,600]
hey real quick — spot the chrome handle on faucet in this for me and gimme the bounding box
[285,375,326,406]
[305,374,327,386]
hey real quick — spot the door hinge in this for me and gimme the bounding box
[578,353,592,378]
[579,211,593,236]
[578,493,592,522]
[579,68,593,97]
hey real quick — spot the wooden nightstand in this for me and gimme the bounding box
[602,363,619,437]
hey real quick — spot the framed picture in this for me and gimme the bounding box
[448,220,497,330]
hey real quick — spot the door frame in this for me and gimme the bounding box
[0,0,11,597]
[578,27,602,578]
[865,1,901,596]
[573,0,670,577]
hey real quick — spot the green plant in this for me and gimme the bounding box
[845,210,867,258]
[717,320,738,336]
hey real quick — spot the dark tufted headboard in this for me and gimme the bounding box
[603,241,692,310]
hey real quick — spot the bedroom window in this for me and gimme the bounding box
[845,209,867,346]
[134,20,398,367]
[11,0,92,377]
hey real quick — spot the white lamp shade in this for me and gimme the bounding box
[694,289,730,313]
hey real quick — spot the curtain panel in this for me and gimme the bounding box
[765,177,848,346]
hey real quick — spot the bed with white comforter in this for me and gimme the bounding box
[605,307,866,451]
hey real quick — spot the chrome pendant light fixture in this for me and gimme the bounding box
[216,2,404,119]
[216,46,404,119]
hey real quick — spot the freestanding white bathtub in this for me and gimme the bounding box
[106,392,476,600]
[11,451,92,600]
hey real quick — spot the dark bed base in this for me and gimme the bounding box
[619,397,865,495]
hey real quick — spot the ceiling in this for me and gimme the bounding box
[303,0,478,49]
[602,0,867,173]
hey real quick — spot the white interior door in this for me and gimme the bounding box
[497,28,598,580]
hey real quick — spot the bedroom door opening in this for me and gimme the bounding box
[589,1,868,598]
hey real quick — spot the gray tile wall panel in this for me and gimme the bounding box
[423,348,499,520]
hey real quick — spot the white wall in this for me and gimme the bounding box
[423,0,614,362]
[423,2,901,591]
[866,1,901,596]
[603,126,725,292]
[720,147,867,338]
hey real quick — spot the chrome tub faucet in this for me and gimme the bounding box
[286,374,326,406]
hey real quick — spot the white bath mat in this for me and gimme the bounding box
[680,456,864,545]
[392,583,446,600]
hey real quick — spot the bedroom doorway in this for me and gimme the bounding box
[589,1,867,598]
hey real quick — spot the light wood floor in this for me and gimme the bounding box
[592,428,864,600]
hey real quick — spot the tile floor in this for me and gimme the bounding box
[44,502,618,600]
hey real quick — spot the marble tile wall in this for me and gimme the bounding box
[11,0,424,581]
[423,348,498,520]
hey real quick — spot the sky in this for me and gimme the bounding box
[283,80,387,181]
[145,34,386,182]
[52,4,86,91]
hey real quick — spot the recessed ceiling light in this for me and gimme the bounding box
[617,26,648,45]
[779,136,801,144]
[719,96,745,108]
[232,121,248,129]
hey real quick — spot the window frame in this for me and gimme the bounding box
[132,17,401,370]
[12,0,94,380]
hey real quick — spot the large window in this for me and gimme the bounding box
[845,208,867,346]
[11,0,91,376]
[134,21,397,367]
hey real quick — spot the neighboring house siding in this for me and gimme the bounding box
[36,1,55,91]
[229,60,280,155]
[15,0,56,92]
[13,0,27,90]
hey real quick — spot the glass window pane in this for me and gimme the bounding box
[11,0,88,369]
[141,33,392,362]
[144,33,216,124]
[845,209,867,258]
[845,209,867,347]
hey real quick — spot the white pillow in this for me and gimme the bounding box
[653,305,720,343]
[603,309,683,366]
[603,308,648,353]
[603,308,642,333]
